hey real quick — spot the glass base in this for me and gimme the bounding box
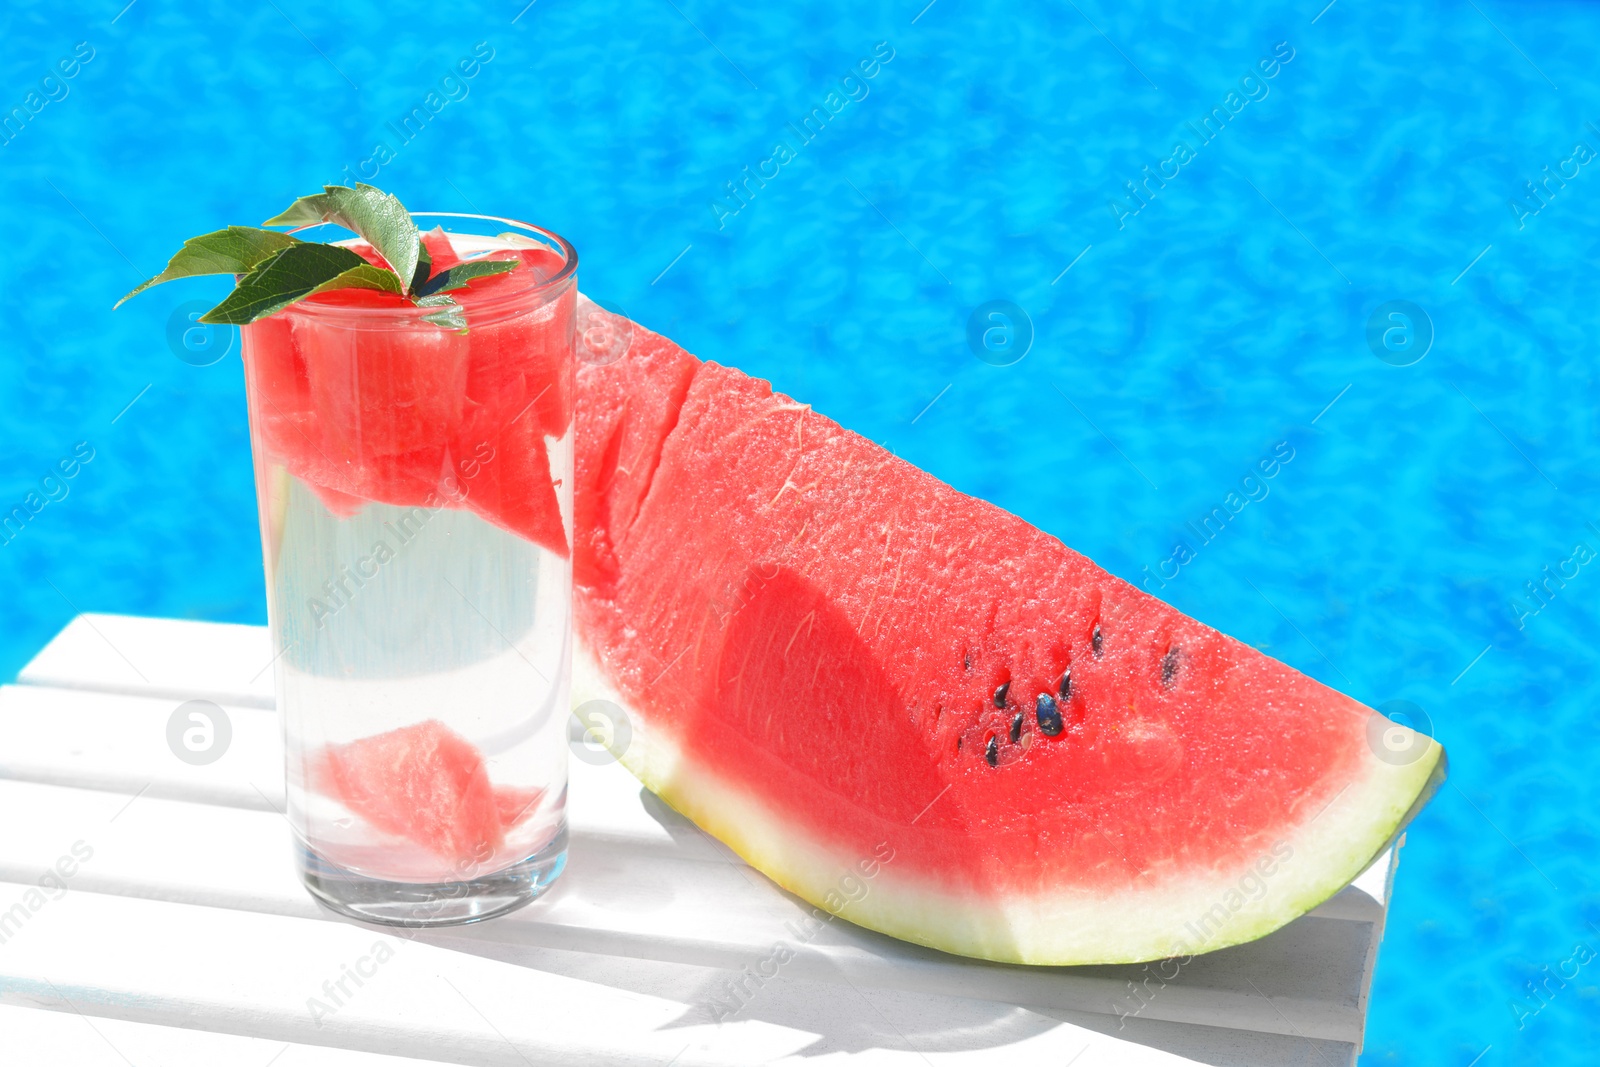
[298,823,568,928]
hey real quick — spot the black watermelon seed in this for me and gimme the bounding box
[985,736,999,766]
[1092,624,1103,657]
[992,681,1010,709]
[1058,668,1072,701]
[1162,645,1181,688]
[1036,693,1063,737]
[1009,711,1023,744]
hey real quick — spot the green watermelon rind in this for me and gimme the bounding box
[574,639,1445,967]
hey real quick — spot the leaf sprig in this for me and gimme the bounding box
[115,184,520,329]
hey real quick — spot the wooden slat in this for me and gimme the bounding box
[17,613,275,709]
[0,1003,477,1066]
[14,613,614,749]
[0,684,283,810]
[0,885,707,1067]
[0,882,1357,1067]
[3,883,1324,1066]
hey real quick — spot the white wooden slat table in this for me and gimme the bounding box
[0,614,1402,1066]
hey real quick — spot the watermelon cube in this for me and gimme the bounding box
[317,719,539,867]
[452,398,568,558]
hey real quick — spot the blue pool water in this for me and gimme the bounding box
[3,0,1597,1060]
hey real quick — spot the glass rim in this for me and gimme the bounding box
[271,211,578,326]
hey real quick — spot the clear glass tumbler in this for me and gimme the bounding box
[240,213,576,926]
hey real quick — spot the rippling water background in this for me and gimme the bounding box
[3,0,1597,1061]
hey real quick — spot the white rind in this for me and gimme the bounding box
[574,638,1442,966]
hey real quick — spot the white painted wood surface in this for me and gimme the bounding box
[0,614,1401,1066]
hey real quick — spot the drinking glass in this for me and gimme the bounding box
[239,212,575,926]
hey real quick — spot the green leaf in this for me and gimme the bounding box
[416,293,467,330]
[199,243,381,325]
[115,226,301,308]
[306,263,405,299]
[263,184,420,295]
[417,258,519,297]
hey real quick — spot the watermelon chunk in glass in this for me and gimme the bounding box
[317,719,541,867]
[493,784,546,830]
[240,230,571,555]
[452,395,568,557]
[421,226,464,273]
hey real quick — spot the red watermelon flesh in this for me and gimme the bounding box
[573,321,699,589]
[299,315,471,459]
[570,299,1446,966]
[421,226,464,273]
[451,241,574,441]
[494,785,546,830]
[335,228,463,280]
[240,232,572,557]
[458,293,574,440]
[452,398,567,552]
[310,235,571,441]
[316,719,541,868]
[305,482,368,519]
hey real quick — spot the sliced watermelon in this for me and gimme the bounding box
[452,245,568,304]
[241,312,313,459]
[453,399,568,557]
[335,228,462,279]
[421,226,464,273]
[305,482,368,519]
[240,231,572,553]
[494,784,546,831]
[460,294,574,440]
[572,323,699,589]
[453,243,575,443]
[571,300,1446,966]
[316,719,540,867]
[299,317,470,459]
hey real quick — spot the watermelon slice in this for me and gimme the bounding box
[571,300,1446,966]
[317,719,542,868]
[239,231,573,556]
[452,400,567,554]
